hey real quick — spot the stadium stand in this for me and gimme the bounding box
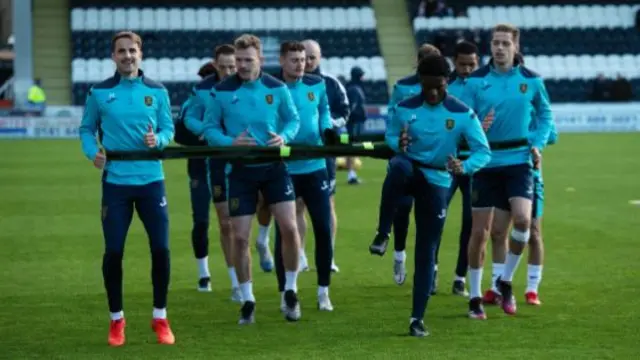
[408,1,640,102]
[69,0,390,106]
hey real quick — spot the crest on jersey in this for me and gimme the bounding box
[445,119,455,130]
[308,92,315,101]
[213,186,222,198]
[519,83,528,93]
[144,96,153,106]
[230,198,239,211]
[265,94,273,104]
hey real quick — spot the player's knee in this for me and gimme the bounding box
[470,226,490,244]
[529,222,542,245]
[218,218,232,238]
[233,233,250,251]
[512,213,531,232]
[490,226,508,244]
[277,219,299,244]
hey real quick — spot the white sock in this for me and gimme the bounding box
[454,275,465,282]
[239,281,255,302]
[153,308,166,319]
[318,286,329,297]
[197,256,210,279]
[502,251,523,282]
[491,262,504,294]
[110,311,123,321]
[299,248,307,260]
[434,264,439,271]
[348,169,357,179]
[257,225,270,247]
[228,267,239,288]
[285,271,298,292]
[527,264,543,293]
[394,250,406,262]
[469,268,483,299]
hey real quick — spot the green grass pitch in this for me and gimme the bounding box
[1,133,639,359]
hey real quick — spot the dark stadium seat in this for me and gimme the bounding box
[414,28,640,57]
[71,30,381,59]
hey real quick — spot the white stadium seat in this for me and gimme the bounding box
[70,8,85,31]
[195,8,211,31]
[155,8,169,30]
[140,8,155,30]
[413,5,637,31]
[84,8,99,31]
[222,8,237,29]
[126,8,141,30]
[182,8,197,31]
[71,59,86,83]
[167,8,183,31]
[98,9,113,31]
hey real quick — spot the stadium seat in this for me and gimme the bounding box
[70,8,84,31]
[140,8,155,30]
[70,3,389,106]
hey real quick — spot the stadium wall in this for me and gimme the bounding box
[1,103,639,139]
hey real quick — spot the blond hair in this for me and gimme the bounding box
[492,23,520,44]
[234,34,262,53]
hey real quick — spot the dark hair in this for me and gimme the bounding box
[417,43,441,61]
[280,41,305,56]
[454,41,478,58]
[514,52,525,64]
[197,62,217,78]
[111,31,142,52]
[214,44,235,59]
[417,54,450,78]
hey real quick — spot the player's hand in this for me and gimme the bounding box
[399,124,411,152]
[144,124,157,148]
[482,108,495,132]
[266,131,284,147]
[332,117,346,128]
[93,149,106,169]
[531,147,542,169]
[232,130,257,146]
[447,155,464,175]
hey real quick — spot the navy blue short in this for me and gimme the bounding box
[226,162,295,217]
[207,159,227,203]
[471,163,534,211]
[187,158,227,203]
[325,157,337,195]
